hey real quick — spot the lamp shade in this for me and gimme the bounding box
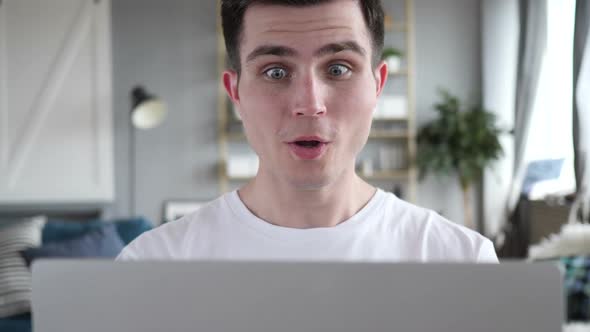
[131,86,167,129]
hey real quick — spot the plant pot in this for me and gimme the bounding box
[385,56,402,73]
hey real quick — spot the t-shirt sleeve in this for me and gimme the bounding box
[114,228,164,261]
[476,239,499,263]
[116,244,138,261]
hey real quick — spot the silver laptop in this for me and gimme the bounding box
[32,260,563,332]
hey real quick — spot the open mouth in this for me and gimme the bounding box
[294,140,322,148]
[287,138,329,160]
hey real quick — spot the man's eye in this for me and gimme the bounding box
[328,64,350,77]
[264,67,288,80]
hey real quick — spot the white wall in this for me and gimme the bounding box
[108,0,219,223]
[414,0,483,227]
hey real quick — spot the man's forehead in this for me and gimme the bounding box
[241,1,371,57]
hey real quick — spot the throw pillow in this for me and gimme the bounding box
[43,217,153,246]
[112,217,153,245]
[0,216,46,318]
[42,219,103,244]
[20,223,124,266]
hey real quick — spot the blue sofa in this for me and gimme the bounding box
[0,217,153,332]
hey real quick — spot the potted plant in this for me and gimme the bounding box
[417,89,504,230]
[382,47,403,73]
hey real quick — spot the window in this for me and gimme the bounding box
[524,0,577,199]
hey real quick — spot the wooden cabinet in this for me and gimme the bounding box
[0,0,113,204]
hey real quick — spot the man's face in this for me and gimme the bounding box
[223,0,387,190]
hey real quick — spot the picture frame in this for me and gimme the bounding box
[163,200,205,223]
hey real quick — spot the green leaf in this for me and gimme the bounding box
[416,89,504,188]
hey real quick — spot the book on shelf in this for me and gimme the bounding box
[374,95,407,119]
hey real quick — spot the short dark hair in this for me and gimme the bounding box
[221,0,385,74]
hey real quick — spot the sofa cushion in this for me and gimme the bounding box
[21,223,124,265]
[41,219,103,244]
[42,217,153,246]
[112,217,153,245]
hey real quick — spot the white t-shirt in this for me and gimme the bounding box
[117,189,498,262]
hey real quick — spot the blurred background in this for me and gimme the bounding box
[0,0,589,330]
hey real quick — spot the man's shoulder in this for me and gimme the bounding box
[116,194,232,260]
[380,193,497,262]
[382,193,483,239]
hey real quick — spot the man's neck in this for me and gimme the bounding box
[237,171,376,229]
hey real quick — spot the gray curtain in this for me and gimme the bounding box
[571,0,590,224]
[496,0,547,258]
[506,0,548,213]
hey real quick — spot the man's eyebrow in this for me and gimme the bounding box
[314,41,366,57]
[246,45,298,63]
[245,41,366,63]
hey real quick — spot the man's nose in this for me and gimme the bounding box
[290,74,327,117]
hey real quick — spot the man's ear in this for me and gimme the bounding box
[374,60,388,97]
[223,69,240,105]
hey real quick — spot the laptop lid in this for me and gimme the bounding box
[32,260,563,332]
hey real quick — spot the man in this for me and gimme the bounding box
[117,0,498,262]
